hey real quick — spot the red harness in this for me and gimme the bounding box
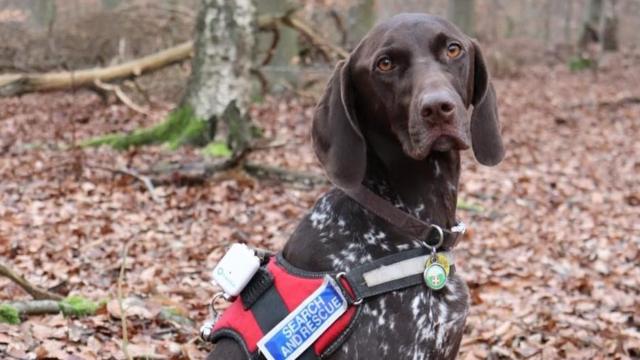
[210,256,359,359]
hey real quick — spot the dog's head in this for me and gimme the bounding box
[312,13,504,189]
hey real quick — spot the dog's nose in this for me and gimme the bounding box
[420,93,455,124]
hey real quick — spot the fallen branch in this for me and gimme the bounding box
[565,96,640,110]
[86,164,161,204]
[0,12,345,97]
[8,300,61,316]
[280,16,349,60]
[256,12,348,61]
[93,79,149,115]
[244,163,328,187]
[0,262,63,301]
[146,158,327,188]
[0,41,193,97]
[0,296,102,324]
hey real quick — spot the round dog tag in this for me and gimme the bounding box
[423,263,447,290]
[425,253,451,276]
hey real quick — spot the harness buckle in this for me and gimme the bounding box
[336,272,363,306]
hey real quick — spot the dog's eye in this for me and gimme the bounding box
[446,43,463,59]
[376,56,395,72]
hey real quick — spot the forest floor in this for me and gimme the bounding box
[0,64,639,360]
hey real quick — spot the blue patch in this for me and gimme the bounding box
[257,276,348,360]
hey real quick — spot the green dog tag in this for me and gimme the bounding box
[423,262,447,290]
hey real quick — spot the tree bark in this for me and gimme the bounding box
[602,0,619,51]
[579,0,603,50]
[181,0,255,125]
[564,0,574,45]
[447,0,475,36]
[85,0,257,151]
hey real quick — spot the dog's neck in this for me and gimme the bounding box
[362,129,461,229]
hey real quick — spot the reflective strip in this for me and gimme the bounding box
[362,255,429,287]
[362,252,454,288]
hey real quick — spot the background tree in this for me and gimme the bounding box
[89,0,256,154]
[348,0,376,47]
[579,0,603,51]
[602,0,619,51]
[447,0,475,36]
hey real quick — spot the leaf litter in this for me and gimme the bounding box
[0,64,639,359]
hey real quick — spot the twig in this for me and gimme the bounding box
[0,262,64,301]
[86,164,161,204]
[261,27,281,66]
[564,96,640,110]
[126,79,152,105]
[243,163,328,187]
[145,158,327,188]
[257,13,348,61]
[117,241,132,360]
[93,79,150,115]
[328,10,348,47]
[281,16,348,60]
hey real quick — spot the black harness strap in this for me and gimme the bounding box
[342,248,456,303]
[344,248,427,302]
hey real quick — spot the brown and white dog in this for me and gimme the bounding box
[208,13,503,360]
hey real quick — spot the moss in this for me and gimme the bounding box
[457,198,484,213]
[201,142,232,158]
[82,106,211,150]
[158,307,195,328]
[59,296,101,317]
[569,56,594,72]
[0,304,20,324]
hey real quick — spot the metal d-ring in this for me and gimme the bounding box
[424,224,444,250]
[336,272,363,306]
[210,292,226,319]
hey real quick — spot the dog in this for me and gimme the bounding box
[208,13,503,360]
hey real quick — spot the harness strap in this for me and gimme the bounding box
[342,248,455,302]
[345,185,463,249]
[244,273,318,360]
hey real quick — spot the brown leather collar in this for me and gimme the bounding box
[345,185,465,250]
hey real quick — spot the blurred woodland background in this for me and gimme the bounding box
[0,0,639,359]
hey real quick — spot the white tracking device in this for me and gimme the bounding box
[212,244,261,297]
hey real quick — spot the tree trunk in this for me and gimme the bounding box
[30,0,57,28]
[182,0,255,125]
[447,0,475,36]
[542,0,552,47]
[256,0,299,91]
[101,0,122,9]
[564,0,574,45]
[602,0,619,51]
[348,0,377,48]
[579,0,603,51]
[87,0,256,151]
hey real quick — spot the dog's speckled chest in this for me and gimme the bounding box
[283,191,469,360]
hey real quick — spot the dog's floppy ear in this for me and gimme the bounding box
[312,59,366,190]
[469,41,505,166]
